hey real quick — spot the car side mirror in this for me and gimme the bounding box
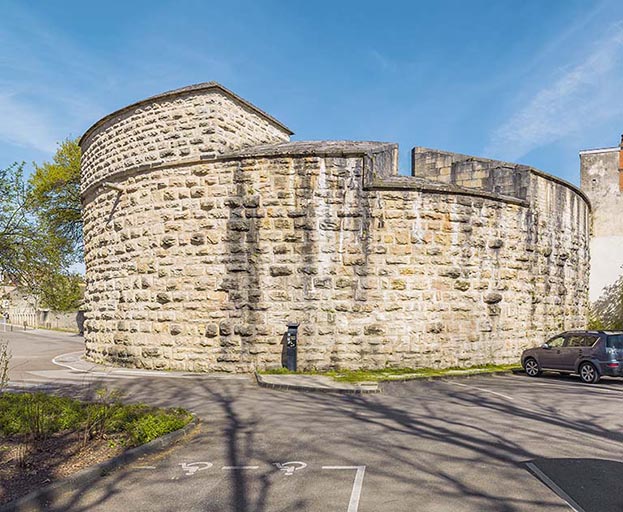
[541,343,550,349]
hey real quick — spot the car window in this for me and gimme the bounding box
[566,335,596,347]
[607,335,623,349]
[565,336,582,347]
[548,336,565,348]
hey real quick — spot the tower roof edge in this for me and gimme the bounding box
[80,81,294,147]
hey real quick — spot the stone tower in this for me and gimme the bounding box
[580,138,623,302]
[80,82,590,372]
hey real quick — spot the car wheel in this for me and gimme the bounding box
[579,362,600,384]
[524,357,541,377]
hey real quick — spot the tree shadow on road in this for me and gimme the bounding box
[9,373,623,511]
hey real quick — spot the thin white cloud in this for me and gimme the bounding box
[0,4,240,159]
[486,23,623,162]
[0,92,58,153]
[369,50,397,72]
[0,4,113,157]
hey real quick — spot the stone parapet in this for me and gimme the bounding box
[412,146,591,207]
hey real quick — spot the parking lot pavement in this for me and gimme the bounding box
[5,329,623,511]
[19,372,621,511]
[52,455,369,512]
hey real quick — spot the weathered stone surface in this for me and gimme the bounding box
[81,82,591,372]
[269,266,293,277]
[484,292,503,304]
[204,324,219,338]
[364,324,386,335]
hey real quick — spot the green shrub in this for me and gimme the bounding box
[83,388,125,441]
[127,409,192,446]
[0,391,191,446]
[0,393,83,439]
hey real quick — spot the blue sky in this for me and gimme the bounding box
[1,0,623,185]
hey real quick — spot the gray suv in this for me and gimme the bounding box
[521,330,623,383]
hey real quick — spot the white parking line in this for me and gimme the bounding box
[176,461,367,510]
[501,375,623,395]
[448,381,514,401]
[526,462,584,512]
[51,353,92,373]
[322,466,366,512]
[51,351,248,380]
[52,353,170,376]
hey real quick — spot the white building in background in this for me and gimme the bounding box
[580,138,623,302]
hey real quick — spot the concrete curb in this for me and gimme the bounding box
[379,369,521,384]
[256,368,522,394]
[0,416,200,512]
[255,372,380,394]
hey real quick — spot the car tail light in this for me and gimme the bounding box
[607,363,619,368]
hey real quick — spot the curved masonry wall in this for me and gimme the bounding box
[81,84,591,371]
[80,82,291,195]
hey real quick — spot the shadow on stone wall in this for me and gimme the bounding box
[591,271,623,330]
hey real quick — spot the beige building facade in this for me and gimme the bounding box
[80,83,591,372]
[580,141,623,303]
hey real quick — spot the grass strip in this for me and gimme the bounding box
[261,363,521,383]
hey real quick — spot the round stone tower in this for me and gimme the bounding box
[81,83,591,372]
[80,83,292,371]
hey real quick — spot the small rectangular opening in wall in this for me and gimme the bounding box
[619,169,623,192]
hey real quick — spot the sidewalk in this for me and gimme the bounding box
[51,352,380,392]
[37,350,380,393]
[50,353,519,394]
[255,372,379,393]
[9,328,513,395]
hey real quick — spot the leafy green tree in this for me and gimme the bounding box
[38,272,84,312]
[0,163,65,286]
[590,274,623,330]
[29,138,82,262]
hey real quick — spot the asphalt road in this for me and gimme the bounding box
[4,327,84,376]
[5,329,623,511]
